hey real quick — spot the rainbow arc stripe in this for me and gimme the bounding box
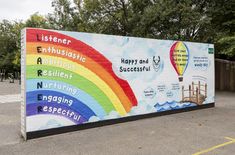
[26,79,106,118]
[27,65,117,114]
[26,29,137,106]
[26,42,135,109]
[27,55,129,115]
[27,102,87,124]
[26,28,137,122]
[27,90,95,120]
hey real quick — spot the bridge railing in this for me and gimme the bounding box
[182,81,207,104]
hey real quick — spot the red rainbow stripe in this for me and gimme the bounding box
[26,28,137,108]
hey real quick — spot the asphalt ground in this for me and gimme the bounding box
[0,80,20,95]
[0,81,234,155]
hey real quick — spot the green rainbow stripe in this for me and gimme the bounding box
[26,54,128,114]
[26,29,138,107]
[26,65,117,114]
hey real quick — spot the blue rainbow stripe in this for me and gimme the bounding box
[27,90,96,120]
[26,79,106,118]
[27,102,87,124]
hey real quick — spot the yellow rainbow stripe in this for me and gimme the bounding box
[26,54,127,116]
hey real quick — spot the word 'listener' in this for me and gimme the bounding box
[37,34,72,45]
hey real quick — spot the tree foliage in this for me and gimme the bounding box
[209,0,235,58]
[49,0,234,58]
[25,13,50,28]
[0,20,24,71]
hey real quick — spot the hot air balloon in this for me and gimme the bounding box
[170,41,189,82]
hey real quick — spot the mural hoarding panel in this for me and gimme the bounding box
[21,28,215,139]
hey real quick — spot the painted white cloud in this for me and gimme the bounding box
[129,101,156,115]
[27,114,74,132]
[88,116,101,122]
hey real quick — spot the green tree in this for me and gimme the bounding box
[25,13,50,28]
[0,20,24,71]
[48,0,214,41]
[209,0,235,58]
[130,0,212,41]
[1,0,234,64]
[47,0,76,30]
[12,50,21,70]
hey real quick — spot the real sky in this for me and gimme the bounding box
[0,0,53,21]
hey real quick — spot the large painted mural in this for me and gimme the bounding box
[21,28,214,138]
